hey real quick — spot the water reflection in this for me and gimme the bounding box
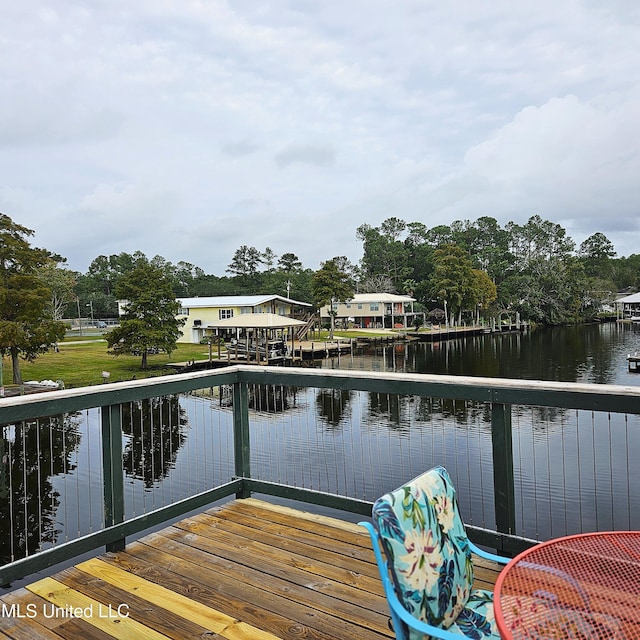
[0,415,82,564]
[248,384,300,413]
[4,324,640,570]
[324,323,640,385]
[121,396,188,488]
[219,384,301,413]
[314,324,640,538]
[316,389,353,428]
[367,392,402,426]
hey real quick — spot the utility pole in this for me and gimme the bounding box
[76,297,83,336]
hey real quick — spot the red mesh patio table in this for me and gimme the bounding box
[494,531,640,639]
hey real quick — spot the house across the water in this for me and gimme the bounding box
[175,295,312,343]
[617,292,640,320]
[319,292,417,330]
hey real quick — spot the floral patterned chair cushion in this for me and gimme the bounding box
[371,466,501,639]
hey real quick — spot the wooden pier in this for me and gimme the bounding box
[166,339,358,371]
[295,338,356,360]
[166,325,526,371]
[408,322,527,342]
[0,499,503,640]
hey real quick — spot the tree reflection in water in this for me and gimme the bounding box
[219,384,300,413]
[248,384,300,413]
[316,389,353,428]
[0,414,82,564]
[121,395,188,488]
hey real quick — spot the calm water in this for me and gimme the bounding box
[320,322,640,386]
[3,322,640,569]
[313,322,640,540]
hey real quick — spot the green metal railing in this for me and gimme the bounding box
[2,365,640,586]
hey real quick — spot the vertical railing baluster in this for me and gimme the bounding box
[491,402,516,537]
[101,403,125,552]
[233,380,251,499]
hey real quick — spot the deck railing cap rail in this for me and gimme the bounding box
[1,364,639,422]
[236,365,640,414]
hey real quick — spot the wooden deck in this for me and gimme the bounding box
[0,499,503,639]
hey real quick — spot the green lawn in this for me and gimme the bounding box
[1,341,217,390]
[0,328,402,391]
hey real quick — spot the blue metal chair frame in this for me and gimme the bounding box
[359,467,510,640]
[360,522,510,639]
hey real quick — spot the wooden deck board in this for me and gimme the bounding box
[0,499,504,639]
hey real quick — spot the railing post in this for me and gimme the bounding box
[491,402,516,536]
[233,380,251,498]
[101,403,125,552]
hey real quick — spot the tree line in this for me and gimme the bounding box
[77,214,638,325]
[2,211,639,382]
[353,215,633,327]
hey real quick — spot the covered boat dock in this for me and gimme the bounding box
[207,313,306,365]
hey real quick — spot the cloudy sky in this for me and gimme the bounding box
[1,1,639,275]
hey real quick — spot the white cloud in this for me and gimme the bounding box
[1,0,640,272]
[221,140,261,157]
[275,144,336,168]
[461,93,640,224]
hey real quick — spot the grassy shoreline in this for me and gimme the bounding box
[1,328,401,391]
[1,341,215,390]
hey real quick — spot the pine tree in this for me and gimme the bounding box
[0,213,67,385]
